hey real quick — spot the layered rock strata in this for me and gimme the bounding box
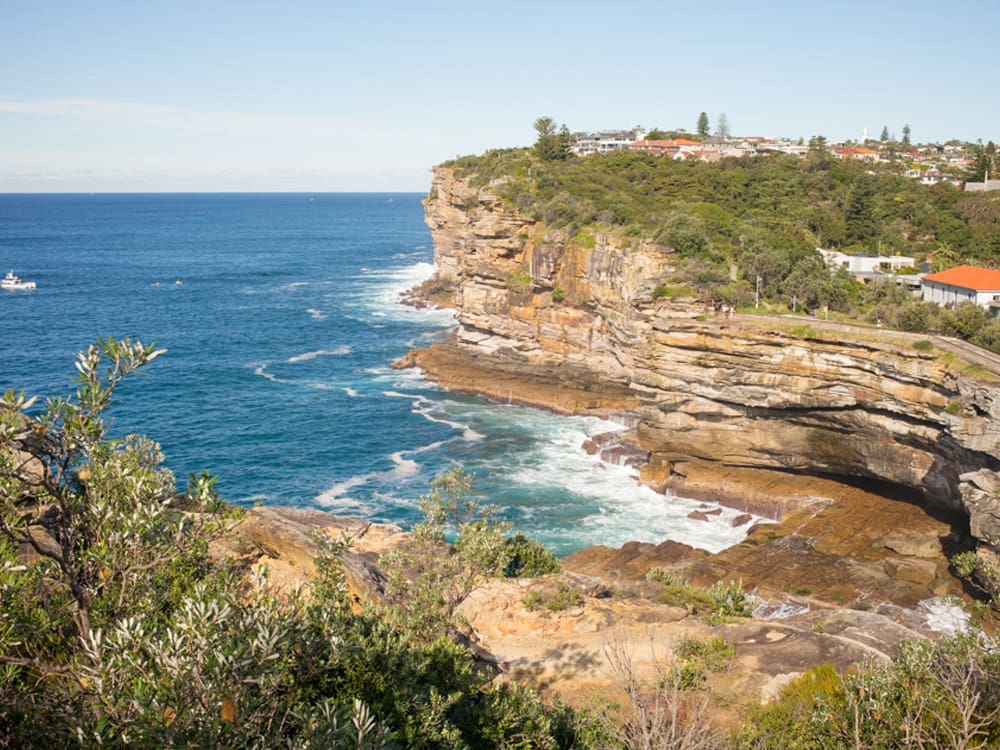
[414,167,1000,554]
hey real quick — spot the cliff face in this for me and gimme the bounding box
[421,167,1000,551]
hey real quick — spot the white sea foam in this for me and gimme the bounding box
[316,474,375,505]
[389,452,420,479]
[283,281,311,290]
[252,364,280,383]
[287,347,351,363]
[343,387,359,397]
[315,444,433,509]
[420,397,766,553]
[305,308,327,320]
[362,261,457,327]
[383,390,420,401]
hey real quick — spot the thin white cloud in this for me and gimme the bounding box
[0,98,346,135]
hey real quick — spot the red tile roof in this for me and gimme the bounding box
[923,265,1000,291]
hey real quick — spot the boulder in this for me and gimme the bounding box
[884,535,942,558]
[883,557,938,586]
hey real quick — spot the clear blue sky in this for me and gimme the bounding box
[2,0,998,192]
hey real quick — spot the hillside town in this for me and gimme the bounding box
[570,123,997,191]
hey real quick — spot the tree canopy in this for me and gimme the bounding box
[533,116,572,161]
[697,111,710,137]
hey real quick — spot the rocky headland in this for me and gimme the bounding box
[230,165,1000,714]
[405,166,1000,555]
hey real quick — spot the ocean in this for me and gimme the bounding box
[0,193,759,555]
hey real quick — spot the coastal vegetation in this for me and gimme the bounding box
[0,340,586,748]
[443,142,1000,351]
[2,339,998,747]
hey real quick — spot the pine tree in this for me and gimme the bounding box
[901,124,911,147]
[845,177,879,246]
[716,112,730,138]
[697,111,710,137]
[533,116,571,161]
[880,126,889,141]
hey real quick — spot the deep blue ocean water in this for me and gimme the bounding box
[0,193,758,554]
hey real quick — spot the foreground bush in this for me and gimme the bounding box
[738,635,1000,749]
[0,340,593,748]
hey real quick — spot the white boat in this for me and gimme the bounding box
[1,271,37,291]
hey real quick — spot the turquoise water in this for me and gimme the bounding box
[0,193,758,554]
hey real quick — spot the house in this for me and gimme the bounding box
[964,179,1000,193]
[629,139,672,156]
[921,265,1000,313]
[833,146,880,162]
[571,129,647,156]
[817,248,915,274]
[628,138,702,157]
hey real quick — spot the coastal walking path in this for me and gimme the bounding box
[720,311,1000,377]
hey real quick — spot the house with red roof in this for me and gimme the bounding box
[921,265,1000,312]
[833,146,880,162]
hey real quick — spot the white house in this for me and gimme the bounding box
[921,265,1000,310]
[817,248,915,274]
[571,129,647,156]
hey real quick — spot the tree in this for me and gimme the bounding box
[0,339,227,644]
[533,116,572,161]
[380,467,511,640]
[807,135,830,168]
[845,176,880,246]
[969,144,991,182]
[901,123,912,147]
[696,111,710,137]
[715,112,730,138]
[880,125,889,142]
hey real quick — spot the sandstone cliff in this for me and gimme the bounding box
[416,166,1000,555]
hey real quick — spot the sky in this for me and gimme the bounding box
[2,0,998,192]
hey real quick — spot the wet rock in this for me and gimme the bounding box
[730,513,754,527]
[688,510,710,522]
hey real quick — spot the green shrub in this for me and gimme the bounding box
[550,286,566,304]
[737,636,1000,749]
[521,590,544,611]
[912,339,934,351]
[572,229,597,249]
[645,566,686,586]
[946,400,963,415]
[507,263,532,290]
[673,636,734,673]
[503,533,561,577]
[737,664,846,749]
[707,579,756,617]
[951,550,1000,610]
[546,582,584,612]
